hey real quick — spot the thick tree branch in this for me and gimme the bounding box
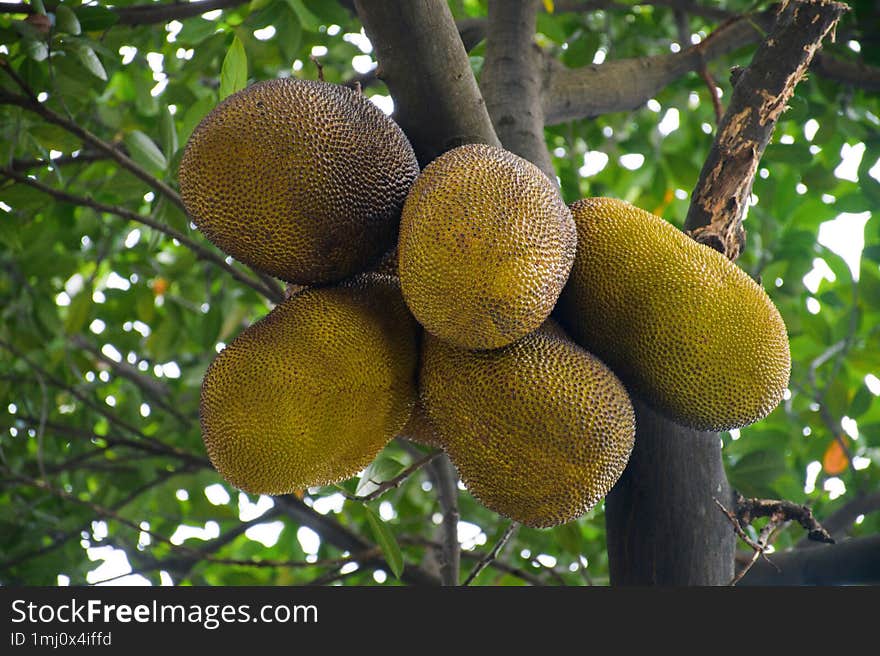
[354,0,500,165]
[605,401,736,585]
[482,0,554,179]
[684,0,849,259]
[542,12,769,125]
[811,51,880,91]
[739,534,880,585]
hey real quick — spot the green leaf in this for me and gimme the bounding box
[850,384,875,419]
[55,5,81,35]
[364,505,404,580]
[73,5,119,31]
[160,106,179,161]
[355,456,405,498]
[76,45,107,81]
[124,130,167,173]
[219,36,248,100]
[64,290,91,334]
[554,521,583,556]
[285,0,322,32]
[728,450,787,497]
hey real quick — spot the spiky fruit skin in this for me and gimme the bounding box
[399,399,445,449]
[556,197,791,431]
[398,144,576,350]
[199,275,418,495]
[179,78,419,285]
[420,327,635,528]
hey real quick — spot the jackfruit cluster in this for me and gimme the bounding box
[180,77,790,529]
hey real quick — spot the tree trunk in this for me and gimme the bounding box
[605,402,735,585]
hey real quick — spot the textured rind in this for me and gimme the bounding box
[399,399,446,449]
[398,144,577,350]
[556,197,791,431]
[179,78,419,285]
[420,328,636,528]
[199,274,419,495]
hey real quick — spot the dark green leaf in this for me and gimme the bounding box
[364,506,404,580]
[55,5,81,35]
[285,0,322,32]
[728,450,788,497]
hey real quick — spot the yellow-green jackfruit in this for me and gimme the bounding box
[398,144,576,350]
[199,275,418,495]
[420,325,635,528]
[179,78,419,285]
[556,197,791,431]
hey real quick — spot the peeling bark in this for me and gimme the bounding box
[684,0,850,260]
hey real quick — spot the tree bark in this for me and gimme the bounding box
[684,0,849,259]
[740,535,880,585]
[605,402,735,585]
[481,0,554,179]
[355,0,500,166]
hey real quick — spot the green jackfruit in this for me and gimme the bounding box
[556,197,791,431]
[179,78,419,285]
[199,275,418,495]
[420,325,635,528]
[398,144,576,350]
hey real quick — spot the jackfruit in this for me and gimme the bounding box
[420,325,635,528]
[398,144,576,350]
[399,399,445,449]
[556,197,791,431]
[199,274,419,495]
[179,78,419,285]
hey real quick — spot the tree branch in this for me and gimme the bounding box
[542,11,769,125]
[811,51,880,91]
[426,455,461,586]
[482,0,554,179]
[0,168,283,302]
[739,534,880,585]
[462,521,519,586]
[277,494,440,586]
[344,450,441,503]
[684,0,849,260]
[797,491,880,548]
[0,80,182,211]
[354,0,500,166]
[734,493,835,545]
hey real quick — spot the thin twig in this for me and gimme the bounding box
[0,168,282,302]
[344,451,441,502]
[463,521,519,586]
[714,496,777,585]
[734,493,834,545]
